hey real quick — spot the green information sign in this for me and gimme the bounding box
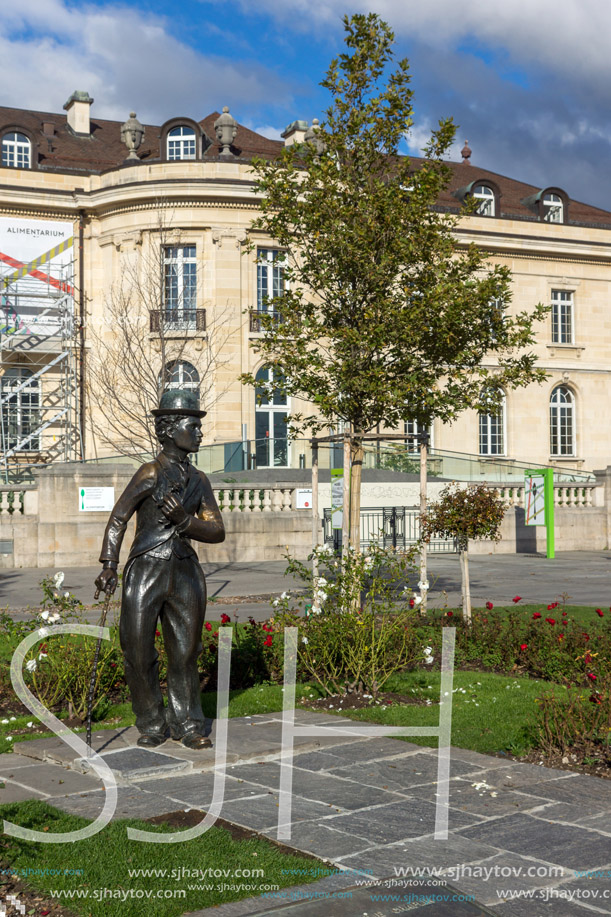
[524,469,554,559]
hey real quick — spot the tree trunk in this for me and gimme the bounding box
[311,439,320,611]
[349,434,364,553]
[460,539,472,623]
[342,431,351,554]
[419,437,428,616]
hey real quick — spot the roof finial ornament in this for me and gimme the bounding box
[461,139,472,164]
[214,106,238,156]
[121,112,144,161]
[304,117,325,156]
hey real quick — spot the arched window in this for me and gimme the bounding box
[255,366,289,467]
[0,367,40,451]
[167,126,196,160]
[1,132,31,168]
[479,388,505,455]
[163,361,200,395]
[473,184,495,217]
[550,385,575,456]
[543,192,563,223]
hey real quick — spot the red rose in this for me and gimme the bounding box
[409,597,415,608]
[110,662,117,667]
[562,611,567,616]
[596,609,604,617]
[583,632,590,641]
[513,596,522,603]
[585,653,592,664]
[205,622,212,631]
[486,601,493,610]
[520,643,527,651]
[220,613,231,624]
[263,635,273,647]
[155,630,161,637]
[558,633,564,639]
[248,616,256,625]
[533,612,542,619]
[590,693,602,705]
[262,624,273,633]
[545,618,556,625]
[447,611,454,617]
[587,672,597,681]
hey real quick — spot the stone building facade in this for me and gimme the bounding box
[1,93,610,475]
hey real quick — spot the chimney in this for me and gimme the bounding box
[63,90,94,135]
[281,120,308,146]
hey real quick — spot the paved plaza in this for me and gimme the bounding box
[1,711,610,915]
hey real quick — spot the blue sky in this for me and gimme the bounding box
[2,0,611,209]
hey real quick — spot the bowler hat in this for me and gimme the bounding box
[151,389,207,417]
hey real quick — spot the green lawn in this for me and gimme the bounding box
[0,800,320,916]
[319,669,562,756]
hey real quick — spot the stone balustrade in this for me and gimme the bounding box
[0,489,26,515]
[489,482,598,509]
[212,485,295,513]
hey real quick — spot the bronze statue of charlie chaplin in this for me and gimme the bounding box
[95,390,225,749]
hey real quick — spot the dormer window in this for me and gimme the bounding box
[543,192,563,223]
[1,132,31,168]
[167,126,196,160]
[473,184,495,216]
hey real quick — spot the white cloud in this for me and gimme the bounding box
[224,0,611,94]
[249,124,285,140]
[0,1,294,123]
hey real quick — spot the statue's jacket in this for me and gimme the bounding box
[99,451,225,566]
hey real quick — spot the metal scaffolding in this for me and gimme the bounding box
[0,244,81,482]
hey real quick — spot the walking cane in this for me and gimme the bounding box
[86,586,114,755]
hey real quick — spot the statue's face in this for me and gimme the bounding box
[171,416,202,453]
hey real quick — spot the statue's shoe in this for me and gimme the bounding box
[180,732,213,750]
[137,733,167,748]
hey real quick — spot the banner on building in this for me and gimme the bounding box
[0,217,74,336]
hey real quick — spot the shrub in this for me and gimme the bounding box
[270,545,420,698]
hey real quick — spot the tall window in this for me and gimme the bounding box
[479,389,505,456]
[257,249,285,313]
[473,184,495,216]
[0,368,40,451]
[255,365,289,467]
[167,126,196,160]
[551,290,573,343]
[404,420,432,452]
[163,361,200,395]
[543,193,563,223]
[550,385,575,456]
[1,132,31,168]
[163,245,196,326]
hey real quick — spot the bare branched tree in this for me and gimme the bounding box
[86,210,232,456]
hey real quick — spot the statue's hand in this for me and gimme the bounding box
[95,566,118,596]
[161,493,189,526]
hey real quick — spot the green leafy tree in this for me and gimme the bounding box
[241,12,548,552]
[421,483,506,621]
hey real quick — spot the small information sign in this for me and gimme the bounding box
[296,488,313,509]
[79,487,115,512]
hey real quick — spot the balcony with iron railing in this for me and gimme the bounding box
[149,309,206,333]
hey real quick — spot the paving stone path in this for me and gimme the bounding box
[1,711,610,915]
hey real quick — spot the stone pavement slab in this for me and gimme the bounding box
[458,812,611,872]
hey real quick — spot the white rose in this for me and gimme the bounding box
[49,613,60,623]
[64,591,70,598]
[25,659,37,673]
[424,646,432,655]
[53,572,64,587]
[414,595,422,605]
[39,611,50,621]
[417,581,429,591]
[301,637,308,644]
[1,719,8,725]
[424,656,434,664]
[26,722,33,728]
[280,592,289,600]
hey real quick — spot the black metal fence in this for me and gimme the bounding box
[323,506,457,553]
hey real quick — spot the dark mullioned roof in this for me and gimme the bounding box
[1,103,610,227]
